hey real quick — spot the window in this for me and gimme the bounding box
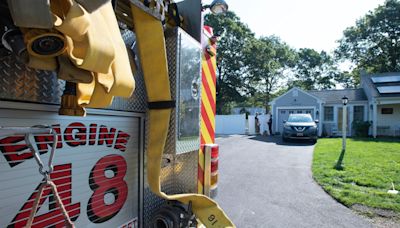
[289,111,294,114]
[281,110,286,114]
[381,108,393,114]
[353,106,364,121]
[288,115,313,123]
[324,106,334,121]
[306,110,312,114]
[297,110,303,114]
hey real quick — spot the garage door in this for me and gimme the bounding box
[277,109,314,133]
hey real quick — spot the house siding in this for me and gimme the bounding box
[321,103,368,137]
[361,74,374,102]
[271,88,320,134]
[376,104,400,136]
[273,88,319,107]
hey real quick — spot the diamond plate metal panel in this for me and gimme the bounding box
[143,151,198,227]
[164,28,178,156]
[0,28,148,113]
[120,28,136,47]
[0,54,63,104]
[174,151,198,193]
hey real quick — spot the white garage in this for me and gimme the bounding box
[269,88,323,135]
[277,108,315,133]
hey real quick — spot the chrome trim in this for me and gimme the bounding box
[139,116,145,228]
[294,126,306,132]
[0,101,146,118]
[204,145,212,197]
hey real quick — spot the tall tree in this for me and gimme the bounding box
[245,36,296,112]
[205,12,255,114]
[335,0,400,78]
[334,71,358,88]
[291,48,338,90]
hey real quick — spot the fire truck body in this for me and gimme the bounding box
[0,0,225,227]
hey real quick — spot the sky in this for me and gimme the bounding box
[207,0,385,53]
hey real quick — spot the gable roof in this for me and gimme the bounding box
[308,88,367,104]
[270,87,322,105]
[361,72,400,98]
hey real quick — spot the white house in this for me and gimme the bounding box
[269,72,400,137]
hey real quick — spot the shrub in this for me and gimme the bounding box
[352,121,371,137]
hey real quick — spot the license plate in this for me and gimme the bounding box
[297,133,304,136]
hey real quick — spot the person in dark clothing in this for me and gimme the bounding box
[255,113,260,134]
[268,114,273,136]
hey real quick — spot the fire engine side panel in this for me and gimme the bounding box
[0,26,200,228]
[0,104,143,227]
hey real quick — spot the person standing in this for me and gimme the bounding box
[245,112,250,135]
[255,113,260,135]
[268,114,273,136]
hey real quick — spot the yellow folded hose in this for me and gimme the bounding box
[21,0,135,109]
[131,5,235,228]
[55,1,135,108]
[54,1,114,74]
[58,54,93,83]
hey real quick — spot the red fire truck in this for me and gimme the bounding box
[0,0,232,227]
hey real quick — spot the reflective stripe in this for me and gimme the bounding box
[198,33,218,194]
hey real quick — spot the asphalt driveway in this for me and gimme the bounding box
[214,135,372,228]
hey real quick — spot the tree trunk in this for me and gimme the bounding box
[265,92,270,114]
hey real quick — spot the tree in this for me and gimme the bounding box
[236,91,266,108]
[205,12,255,114]
[335,0,400,79]
[334,71,358,89]
[245,36,297,112]
[290,48,339,91]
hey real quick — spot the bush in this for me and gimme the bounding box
[352,121,371,137]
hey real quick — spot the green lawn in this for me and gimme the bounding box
[312,138,400,213]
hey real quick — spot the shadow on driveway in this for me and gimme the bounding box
[248,135,316,146]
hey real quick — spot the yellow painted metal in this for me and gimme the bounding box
[198,146,205,194]
[131,4,235,228]
[25,32,66,58]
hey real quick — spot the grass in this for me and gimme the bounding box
[312,138,400,213]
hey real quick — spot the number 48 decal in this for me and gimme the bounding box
[88,155,128,223]
[8,155,128,227]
